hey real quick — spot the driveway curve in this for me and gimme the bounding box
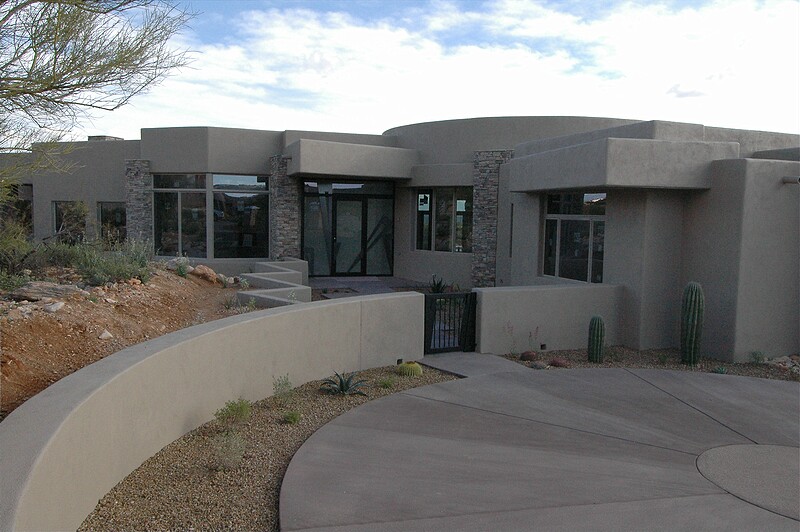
[280,364,799,531]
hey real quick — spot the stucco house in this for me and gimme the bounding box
[5,116,799,361]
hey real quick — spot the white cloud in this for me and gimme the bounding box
[76,0,800,141]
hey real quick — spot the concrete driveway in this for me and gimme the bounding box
[280,357,800,531]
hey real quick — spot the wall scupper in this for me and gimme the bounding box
[285,138,418,179]
[508,137,740,192]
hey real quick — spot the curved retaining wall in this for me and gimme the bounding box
[0,292,423,531]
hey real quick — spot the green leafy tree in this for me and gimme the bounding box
[0,0,192,209]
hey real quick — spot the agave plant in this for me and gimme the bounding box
[320,371,368,396]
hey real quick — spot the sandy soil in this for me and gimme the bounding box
[1,267,250,420]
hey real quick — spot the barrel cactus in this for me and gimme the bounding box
[587,316,605,363]
[396,361,423,377]
[680,282,705,365]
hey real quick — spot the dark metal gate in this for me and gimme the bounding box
[424,292,477,354]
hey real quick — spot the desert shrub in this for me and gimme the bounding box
[711,366,728,374]
[54,201,88,244]
[0,269,30,291]
[272,374,293,405]
[282,410,301,424]
[428,274,449,293]
[69,239,152,285]
[320,371,367,396]
[0,218,34,275]
[214,398,252,431]
[377,376,396,389]
[750,351,766,364]
[210,431,246,471]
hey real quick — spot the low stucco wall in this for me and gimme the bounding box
[0,292,423,531]
[475,284,623,355]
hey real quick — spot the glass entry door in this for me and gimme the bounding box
[334,199,364,274]
[303,181,394,276]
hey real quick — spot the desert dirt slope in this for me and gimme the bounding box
[1,269,246,419]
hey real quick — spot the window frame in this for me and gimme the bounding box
[152,173,269,259]
[543,193,606,283]
[415,187,473,254]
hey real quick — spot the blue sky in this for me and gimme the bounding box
[78,0,800,139]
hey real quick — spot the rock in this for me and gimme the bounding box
[10,282,87,301]
[43,301,65,313]
[104,298,118,304]
[531,361,548,370]
[98,329,114,340]
[190,264,219,284]
[128,278,142,285]
[216,273,229,285]
[520,350,538,361]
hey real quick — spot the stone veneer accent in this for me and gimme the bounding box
[471,150,514,287]
[125,160,153,243]
[268,155,302,259]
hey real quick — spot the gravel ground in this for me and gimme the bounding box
[504,346,800,381]
[79,365,458,532]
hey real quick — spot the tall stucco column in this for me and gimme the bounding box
[472,150,514,287]
[125,159,153,244]
[268,155,302,259]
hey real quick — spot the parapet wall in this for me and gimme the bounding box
[475,284,623,354]
[0,292,424,531]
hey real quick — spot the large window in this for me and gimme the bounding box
[153,174,268,258]
[53,200,87,242]
[415,187,472,253]
[543,193,605,283]
[213,174,268,258]
[98,202,126,242]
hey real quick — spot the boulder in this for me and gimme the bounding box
[10,282,89,301]
[190,264,219,284]
[43,301,65,313]
[520,350,538,361]
[98,329,113,340]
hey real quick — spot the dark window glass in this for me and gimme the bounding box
[154,192,179,255]
[559,220,590,281]
[212,174,267,191]
[303,195,333,276]
[544,219,557,276]
[416,190,432,250]
[153,174,206,189]
[434,191,453,252]
[98,202,126,242]
[304,181,393,195]
[547,193,606,215]
[181,192,206,257]
[454,187,472,253]
[213,192,268,258]
[53,201,87,242]
[592,221,604,283]
[367,197,393,275]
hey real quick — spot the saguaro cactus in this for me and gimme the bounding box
[587,316,605,363]
[680,282,705,365]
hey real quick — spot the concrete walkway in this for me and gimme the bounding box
[280,356,800,531]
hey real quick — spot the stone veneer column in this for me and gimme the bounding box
[471,150,514,287]
[268,155,302,259]
[125,160,153,244]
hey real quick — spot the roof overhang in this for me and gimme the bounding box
[285,139,418,179]
[508,138,740,192]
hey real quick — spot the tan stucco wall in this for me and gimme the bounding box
[141,127,284,174]
[682,158,799,361]
[384,116,639,164]
[0,292,423,531]
[475,284,623,354]
[392,187,473,286]
[508,138,740,192]
[19,140,141,241]
[285,138,418,178]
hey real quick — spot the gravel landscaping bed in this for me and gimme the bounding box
[79,365,458,531]
[504,346,800,381]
